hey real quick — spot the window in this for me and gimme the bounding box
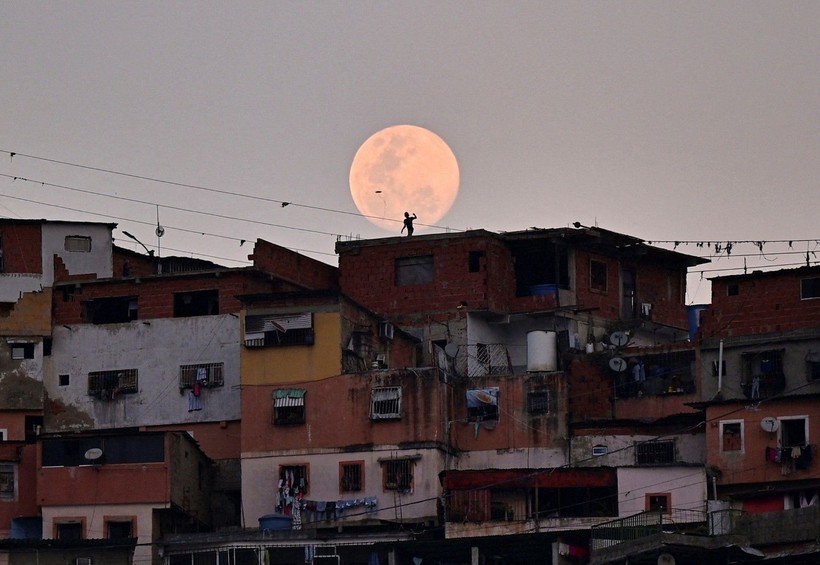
[10,343,34,360]
[741,349,785,398]
[780,417,808,448]
[382,458,414,492]
[712,360,726,377]
[466,388,499,422]
[395,255,434,286]
[727,284,740,296]
[468,251,484,273]
[179,363,224,389]
[0,464,15,500]
[646,493,671,514]
[56,521,83,540]
[371,387,402,420]
[635,440,676,465]
[174,289,219,317]
[809,352,820,381]
[528,391,550,414]
[106,519,134,539]
[279,465,308,494]
[64,236,91,252]
[88,369,138,399]
[273,389,306,425]
[801,277,820,300]
[244,313,314,347]
[590,260,608,292]
[720,421,743,453]
[83,296,138,324]
[340,461,363,492]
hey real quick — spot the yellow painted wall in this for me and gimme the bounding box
[241,311,342,385]
[0,288,52,336]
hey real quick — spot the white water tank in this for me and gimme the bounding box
[527,330,557,372]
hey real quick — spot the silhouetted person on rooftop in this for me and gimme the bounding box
[401,212,417,236]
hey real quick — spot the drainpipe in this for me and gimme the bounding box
[717,340,724,396]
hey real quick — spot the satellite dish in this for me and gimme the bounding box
[658,554,676,565]
[609,357,627,372]
[84,447,103,462]
[444,343,459,358]
[609,331,629,347]
[155,225,165,238]
[761,417,780,433]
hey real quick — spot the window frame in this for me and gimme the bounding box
[278,464,309,495]
[339,461,364,493]
[179,362,224,389]
[273,389,306,425]
[55,519,85,540]
[10,343,35,360]
[720,420,744,454]
[370,386,402,420]
[395,255,434,286]
[0,463,15,500]
[527,390,550,415]
[646,493,671,514]
[779,416,809,448]
[590,259,608,293]
[801,277,820,300]
[64,236,92,253]
[381,457,415,492]
[635,440,676,465]
[88,369,139,399]
[105,517,136,539]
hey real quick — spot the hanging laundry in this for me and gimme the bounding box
[188,391,203,412]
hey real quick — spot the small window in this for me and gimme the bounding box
[646,493,671,514]
[801,277,820,300]
[590,260,608,292]
[56,522,83,540]
[382,459,413,492]
[467,388,499,422]
[88,369,138,399]
[396,255,434,286]
[59,374,70,387]
[279,465,308,494]
[340,461,363,493]
[10,343,35,360]
[721,421,743,453]
[371,387,402,420]
[727,284,740,296]
[468,251,484,273]
[83,296,138,324]
[244,313,314,348]
[64,236,92,252]
[0,464,14,500]
[528,391,550,414]
[174,289,219,317]
[780,417,808,448]
[635,440,676,464]
[106,519,133,539]
[179,363,224,389]
[809,353,820,381]
[273,389,306,425]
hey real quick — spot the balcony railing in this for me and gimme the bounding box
[590,509,708,553]
[435,343,513,379]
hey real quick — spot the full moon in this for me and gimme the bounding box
[349,125,460,232]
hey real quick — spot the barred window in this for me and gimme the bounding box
[371,387,402,420]
[88,369,138,399]
[179,363,224,389]
[635,440,676,464]
[340,462,363,492]
[382,459,413,492]
[0,464,14,500]
[273,389,306,425]
[528,391,550,414]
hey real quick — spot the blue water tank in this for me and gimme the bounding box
[258,513,292,530]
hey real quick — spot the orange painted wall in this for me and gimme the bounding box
[38,463,170,506]
[145,420,241,461]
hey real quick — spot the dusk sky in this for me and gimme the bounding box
[1,2,817,304]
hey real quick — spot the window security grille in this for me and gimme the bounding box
[383,459,413,491]
[88,369,138,399]
[371,387,401,419]
[179,363,224,389]
[635,440,676,464]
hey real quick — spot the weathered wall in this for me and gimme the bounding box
[249,239,338,291]
[41,223,113,283]
[46,316,241,431]
[616,466,707,515]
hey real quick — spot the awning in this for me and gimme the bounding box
[273,389,306,407]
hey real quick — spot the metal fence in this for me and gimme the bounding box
[590,509,708,553]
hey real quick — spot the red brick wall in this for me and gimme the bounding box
[53,271,275,324]
[701,268,820,338]
[567,357,613,421]
[250,239,338,290]
[0,223,42,274]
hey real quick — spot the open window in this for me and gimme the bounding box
[741,349,785,398]
[174,289,219,317]
[646,493,671,514]
[273,389,306,425]
[88,369,138,399]
[467,388,499,422]
[0,464,15,500]
[106,519,134,539]
[179,363,224,389]
[83,296,138,324]
[780,417,808,448]
[720,420,744,453]
[244,313,314,347]
[395,255,434,286]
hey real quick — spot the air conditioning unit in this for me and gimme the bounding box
[379,322,394,341]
